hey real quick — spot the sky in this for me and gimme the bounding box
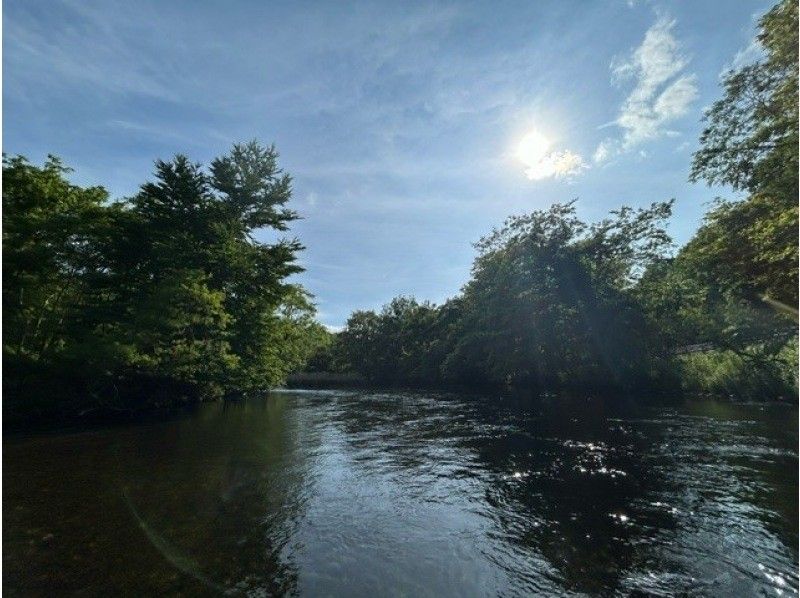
[3,0,772,328]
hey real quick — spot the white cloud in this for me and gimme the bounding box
[654,74,698,120]
[674,140,691,153]
[595,16,697,163]
[725,39,765,74]
[593,139,618,164]
[524,150,587,180]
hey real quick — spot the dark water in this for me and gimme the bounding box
[4,390,798,597]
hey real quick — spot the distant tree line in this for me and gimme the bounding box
[310,0,798,399]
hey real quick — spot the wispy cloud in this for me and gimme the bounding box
[4,0,757,326]
[592,140,614,164]
[724,39,765,75]
[594,16,697,163]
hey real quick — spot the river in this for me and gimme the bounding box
[3,390,797,596]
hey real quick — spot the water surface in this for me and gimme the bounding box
[4,390,798,596]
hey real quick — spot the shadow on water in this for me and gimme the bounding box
[3,395,312,596]
[322,391,797,596]
[469,405,676,594]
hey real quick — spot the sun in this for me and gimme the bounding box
[516,129,551,168]
[513,128,586,180]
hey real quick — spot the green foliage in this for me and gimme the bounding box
[441,201,674,391]
[302,331,347,374]
[635,251,795,356]
[628,0,800,400]
[680,195,798,306]
[335,202,677,392]
[3,155,110,362]
[689,0,798,306]
[259,285,333,384]
[634,258,710,348]
[5,1,798,414]
[338,297,446,384]
[690,0,797,198]
[118,270,238,398]
[679,338,798,401]
[3,142,323,421]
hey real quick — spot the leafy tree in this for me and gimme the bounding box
[334,202,679,393]
[113,141,306,392]
[689,0,798,306]
[338,297,444,384]
[679,195,797,307]
[3,142,319,420]
[442,201,674,391]
[633,259,711,349]
[2,155,109,361]
[259,285,333,384]
[690,0,797,198]
[635,254,793,355]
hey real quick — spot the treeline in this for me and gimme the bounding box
[310,0,799,400]
[3,142,327,422]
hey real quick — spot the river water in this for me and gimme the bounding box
[3,390,798,596]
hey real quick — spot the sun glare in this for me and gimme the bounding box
[514,128,587,180]
[516,129,551,167]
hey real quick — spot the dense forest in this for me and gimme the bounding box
[3,0,797,424]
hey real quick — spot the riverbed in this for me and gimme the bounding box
[4,390,797,596]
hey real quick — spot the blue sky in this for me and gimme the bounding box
[4,0,771,327]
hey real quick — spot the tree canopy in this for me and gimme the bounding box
[328,202,677,394]
[3,142,325,420]
[4,1,798,418]
[689,0,798,307]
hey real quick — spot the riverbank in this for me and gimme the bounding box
[6,347,797,433]
[285,371,368,388]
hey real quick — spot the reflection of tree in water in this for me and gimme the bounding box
[682,401,798,549]
[469,399,798,596]
[119,395,315,595]
[5,392,795,595]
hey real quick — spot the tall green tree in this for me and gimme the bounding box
[2,155,109,361]
[442,201,674,391]
[3,142,322,419]
[117,141,305,392]
[689,0,798,307]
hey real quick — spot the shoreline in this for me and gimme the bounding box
[4,381,796,437]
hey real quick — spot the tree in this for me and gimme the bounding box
[338,297,444,384]
[690,0,797,198]
[442,201,675,391]
[680,195,797,306]
[689,0,798,307]
[3,141,318,420]
[2,155,110,361]
[113,141,306,392]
